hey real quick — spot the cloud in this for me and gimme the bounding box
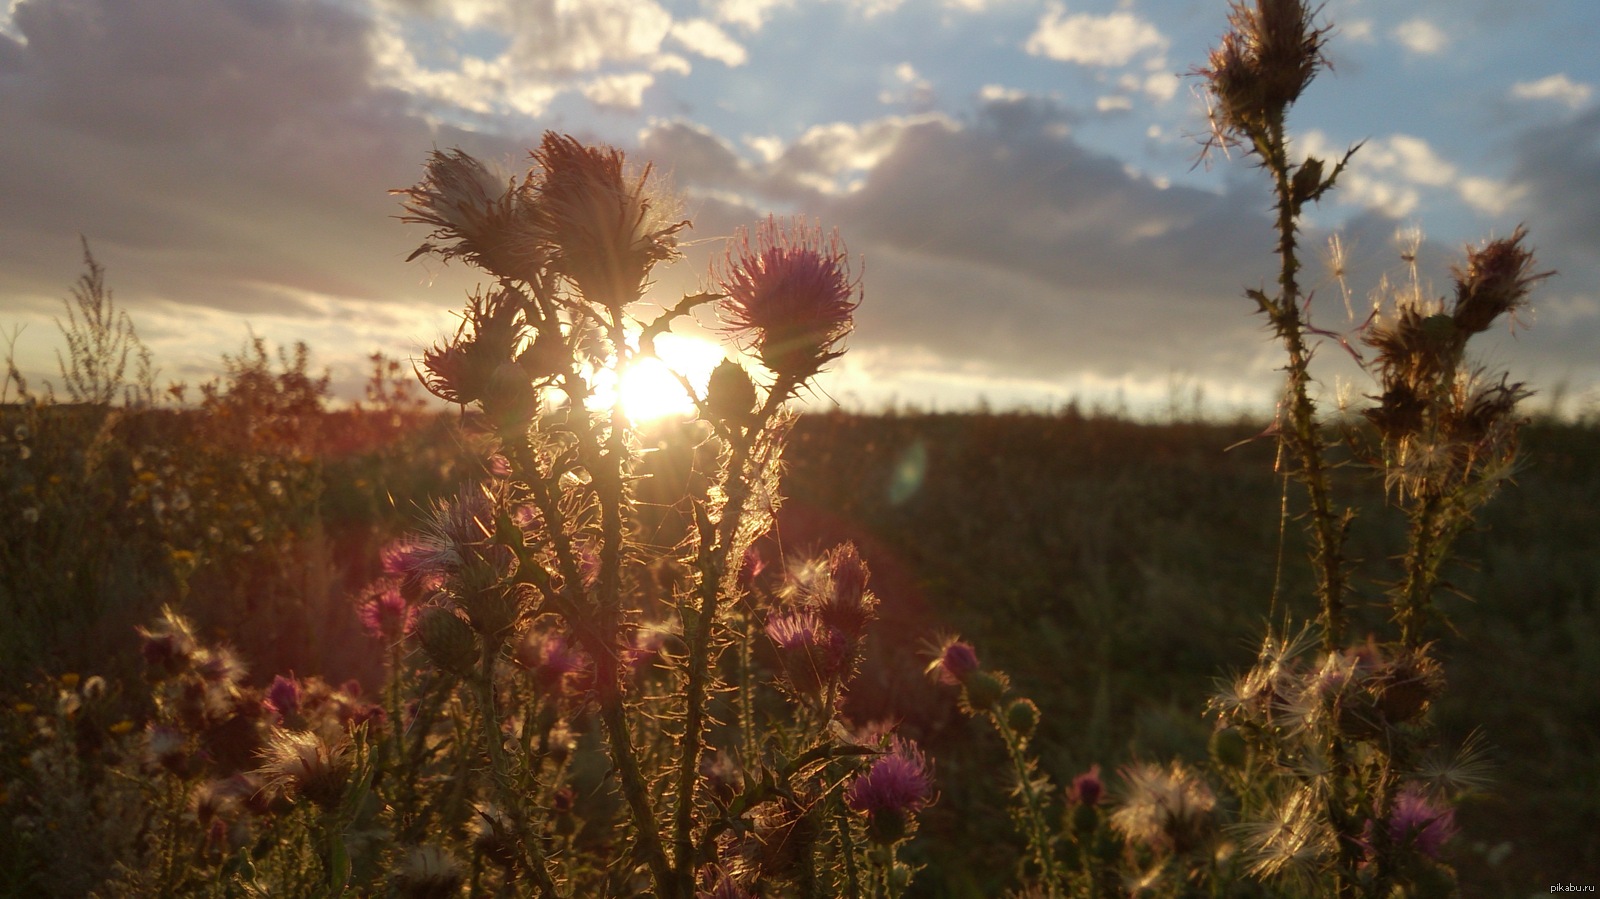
[1511,74,1593,110]
[1391,18,1447,55]
[712,0,792,32]
[582,72,656,109]
[1298,131,1521,218]
[670,18,747,66]
[1024,5,1167,67]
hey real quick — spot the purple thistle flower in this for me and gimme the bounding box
[715,216,860,384]
[765,610,849,697]
[927,637,980,686]
[815,542,875,640]
[514,631,587,695]
[357,579,414,641]
[1389,786,1458,859]
[264,674,301,720]
[1070,764,1104,806]
[845,738,934,818]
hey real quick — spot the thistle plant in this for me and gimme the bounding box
[910,3,1549,897]
[1196,1,1545,895]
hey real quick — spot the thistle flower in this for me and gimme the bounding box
[255,728,352,809]
[715,216,860,385]
[926,636,980,686]
[394,845,466,899]
[1197,0,1329,145]
[765,610,848,697]
[1111,761,1218,854]
[1451,227,1550,335]
[137,607,200,677]
[264,674,301,720]
[514,631,588,696]
[813,541,875,640]
[1069,764,1104,806]
[1387,786,1458,859]
[145,723,189,775]
[358,578,414,641]
[395,149,545,283]
[533,131,687,308]
[845,738,935,843]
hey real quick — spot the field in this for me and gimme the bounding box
[3,391,1594,896]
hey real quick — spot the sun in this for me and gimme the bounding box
[612,333,728,423]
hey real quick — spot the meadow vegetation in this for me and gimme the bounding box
[2,2,1594,896]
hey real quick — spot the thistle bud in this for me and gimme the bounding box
[1210,726,1248,769]
[705,358,758,424]
[416,607,479,677]
[1005,698,1040,739]
[962,671,1006,712]
[483,361,538,426]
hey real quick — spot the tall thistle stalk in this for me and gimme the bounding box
[1196,3,1549,897]
[1197,0,1353,653]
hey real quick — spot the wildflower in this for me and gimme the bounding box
[256,728,352,809]
[705,358,758,425]
[264,674,301,720]
[926,637,980,686]
[1451,227,1550,335]
[533,131,687,308]
[394,149,545,283]
[845,738,935,843]
[1197,0,1329,144]
[1069,765,1104,807]
[765,610,848,697]
[715,216,860,385]
[1111,761,1218,854]
[814,542,875,641]
[358,578,414,641]
[1387,787,1458,859]
[138,607,200,677]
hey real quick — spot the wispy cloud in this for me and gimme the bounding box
[1511,74,1593,110]
[1392,18,1448,55]
[1024,5,1167,67]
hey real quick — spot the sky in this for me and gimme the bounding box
[1,0,1596,417]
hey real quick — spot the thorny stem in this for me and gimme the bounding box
[992,711,1061,896]
[542,335,678,896]
[1398,494,1443,649]
[1258,107,1349,654]
[673,374,798,885]
[470,640,562,899]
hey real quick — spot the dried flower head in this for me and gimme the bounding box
[813,541,876,640]
[395,149,545,283]
[395,844,466,899]
[716,216,860,385]
[1197,0,1330,147]
[1452,227,1550,335]
[255,728,352,809]
[264,674,301,720]
[1112,761,1218,854]
[533,131,686,308]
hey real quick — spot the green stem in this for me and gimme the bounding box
[992,712,1060,897]
[469,641,562,899]
[1260,109,1349,653]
